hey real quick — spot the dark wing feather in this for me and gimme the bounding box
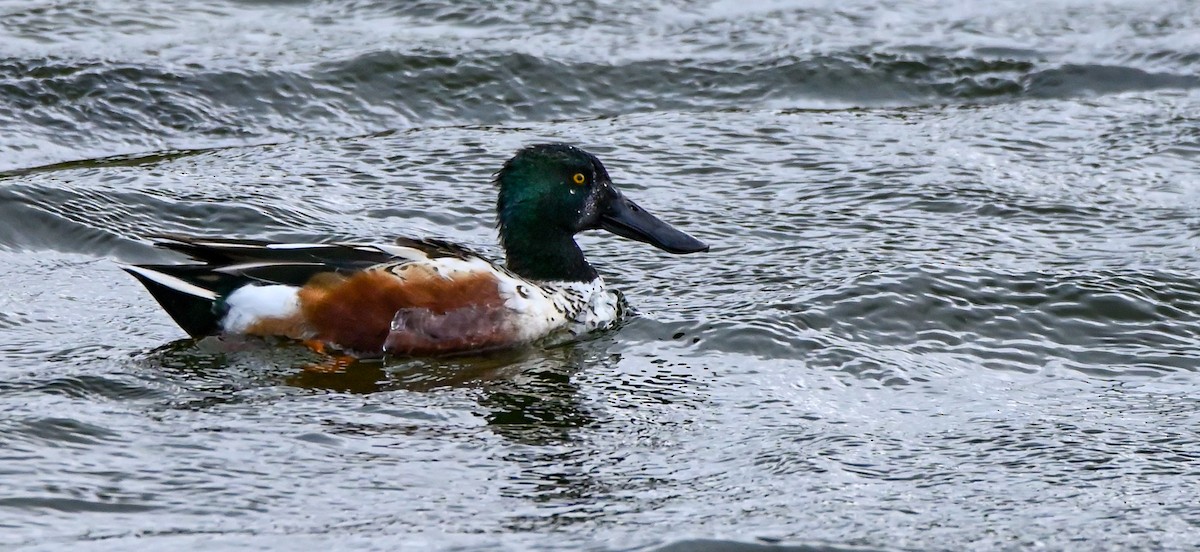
[392,237,483,260]
[151,234,401,268]
[216,262,347,287]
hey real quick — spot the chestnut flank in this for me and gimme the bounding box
[298,268,514,354]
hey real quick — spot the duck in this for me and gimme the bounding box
[123,144,708,357]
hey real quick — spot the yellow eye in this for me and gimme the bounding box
[572,172,586,185]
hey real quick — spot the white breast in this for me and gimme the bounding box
[496,275,624,343]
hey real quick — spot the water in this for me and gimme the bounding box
[2,0,1200,550]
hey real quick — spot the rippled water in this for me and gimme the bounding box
[3,1,1200,550]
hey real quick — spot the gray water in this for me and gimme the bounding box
[2,1,1200,550]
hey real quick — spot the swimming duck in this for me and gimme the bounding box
[124,144,708,356]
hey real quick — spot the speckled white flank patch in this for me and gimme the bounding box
[498,275,623,342]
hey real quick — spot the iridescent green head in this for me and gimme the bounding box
[495,144,708,282]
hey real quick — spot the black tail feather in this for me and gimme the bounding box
[122,265,238,338]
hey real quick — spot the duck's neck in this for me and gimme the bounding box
[499,219,598,283]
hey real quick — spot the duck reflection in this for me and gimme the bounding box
[143,333,620,444]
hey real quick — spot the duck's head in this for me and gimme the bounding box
[495,143,708,282]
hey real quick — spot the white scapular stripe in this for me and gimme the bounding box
[214,261,325,274]
[264,243,338,250]
[370,244,436,261]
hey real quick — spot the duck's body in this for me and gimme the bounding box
[125,236,624,355]
[124,144,706,357]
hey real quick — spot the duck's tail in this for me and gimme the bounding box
[121,264,242,338]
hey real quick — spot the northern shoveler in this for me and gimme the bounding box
[124,144,708,357]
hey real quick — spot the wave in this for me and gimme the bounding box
[675,266,1200,379]
[2,51,1197,171]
